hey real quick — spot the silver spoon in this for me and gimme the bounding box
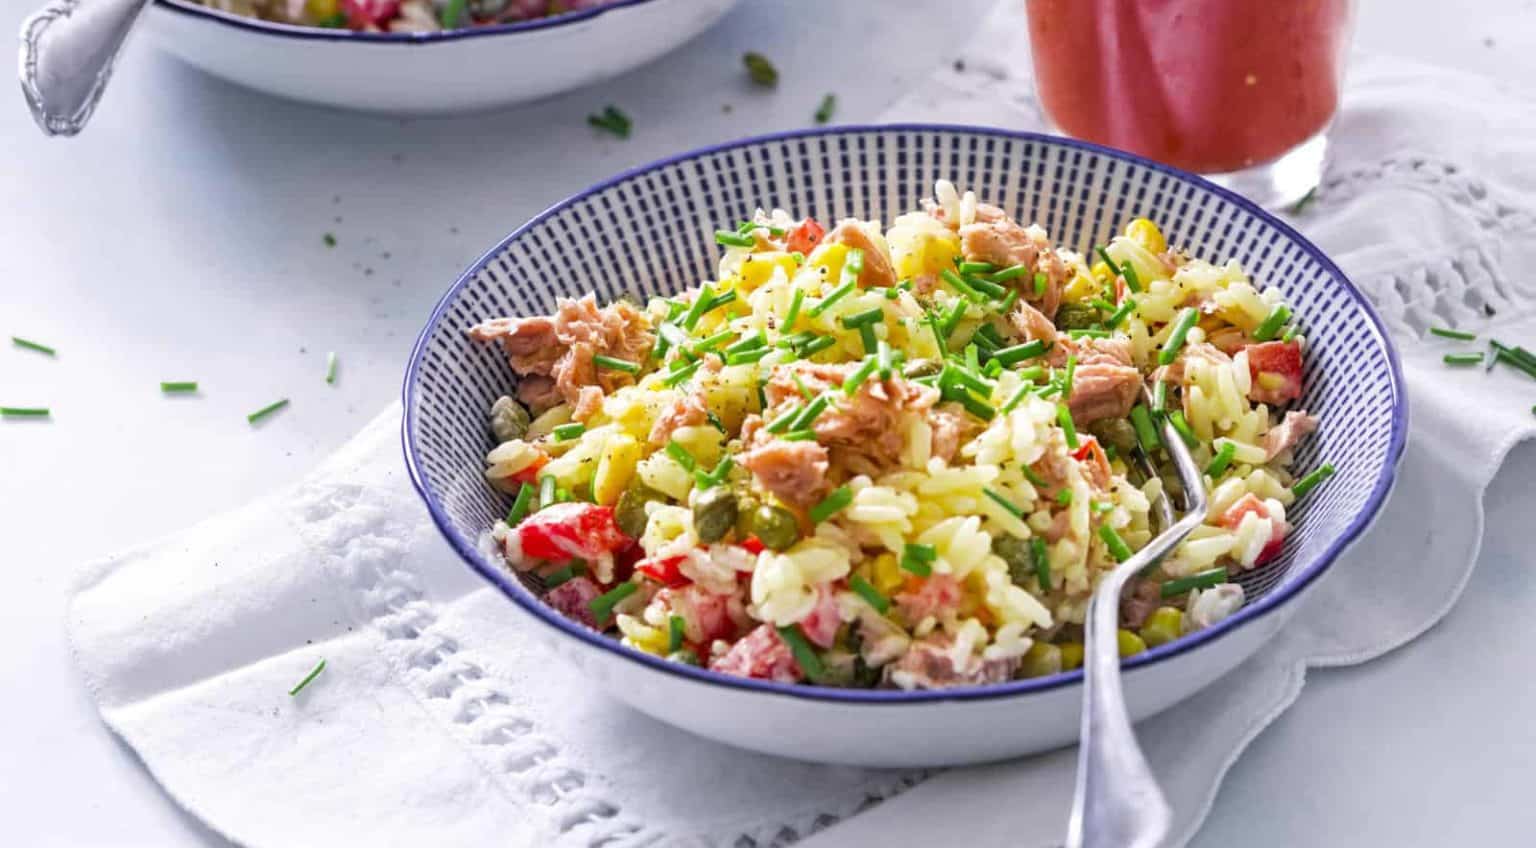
[1066,388,1209,848]
[18,0,151,136]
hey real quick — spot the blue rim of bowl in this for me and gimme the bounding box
[402,123,1410,704]
[151,0,669,44]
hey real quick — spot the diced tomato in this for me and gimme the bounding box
[738,536,766,555]
[636,554,689,588]
[1244,340,1304,407]
[342,0,399,28]
[784,218,826,255]
[799,584,842,649]
[1219,494,1286,564]
[661,584,738,644]
[516,502,630,562]
[505,453,549,486]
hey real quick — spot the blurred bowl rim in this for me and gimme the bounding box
[152,0,671,44]
[401,123,1410,705]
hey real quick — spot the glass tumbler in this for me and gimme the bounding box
[1024,0,1356,209]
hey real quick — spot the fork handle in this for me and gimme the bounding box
[19,0,151,136]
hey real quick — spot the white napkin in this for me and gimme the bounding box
[68,5,1536,846]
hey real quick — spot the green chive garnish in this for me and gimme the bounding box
[1001,383,1031,414]
[938,299,969,341]
[322,232,337,247]
[877,339,896,380]
[0,406,49,417]
[959,261,996,275]
[537,475,558,510]
[799,335,836,358]
[1253,305,1292,342]
[1291,463,1336,498]
[1056,402,1079,449]
[1290,186,1318,215]
[439,0,466,27]
[1105,298,1137,329]
[11,336,55,356]
[940,268,982,300]
[667,615,687,652]
[545,561,585,589]
[840,248,865,291]
[589,582,639,626]
[901,542,936,576]
[160,381,198,393]
[781,429,819,441]
[1130,404,1160,453]
[1161,567,1227,599]
[813,93,837,125]
[552,423,585,441]
[1022,464,1049,488]
[997,288,1020,315]
[788,393,831,431]
[1099,525,1133,562]
[593,354,642,374]
[1158,307,1199,365]
[1033,271,1048,297]
[1061,354,1077,400]
[970,276,1009,299]
[1205,441,1237,477]
[724,332,765,356]
[844,356,879,395]
[587,105,632,139]
[691,329,735,354]
[783,288,806,330]
[992,339,1049,366]
[1429,326,1476,341]
[809,485,852,523]
[662,361,702,387]
[1282,325,1300,343]
[808,281,856,318]
[848,574,889,614]
[247,399,289,424]
[1152,379,1167,413]
[777,624,825,679]
[1168,409,1198,447]
[664,440,696,471]
[715,230,756,248]
[506,482,535,525]
[841,308,884,330]
[1120,261,1141,292]
[1444,353,1483,366]
[1056,488,1074,506]
[984,487,1025,519]
[1032,537,1050,591]
[725,348,772,366]
[989,264,1029,283]
[288,659,327,696]
[766,404,803,434]
[743,51,778,86]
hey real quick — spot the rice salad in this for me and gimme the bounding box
[468,180,1324,690]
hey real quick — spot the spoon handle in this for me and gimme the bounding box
[19,0,151,136]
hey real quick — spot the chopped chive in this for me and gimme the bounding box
[724,332,766,355]
[901,542,936,576]
[715,230,756,248]
[956,391,996,421]
[983,358,1004,378]
[809,485,853,523]
[992,339,1049,366]
[766,403,803,434]
[661,361,701,387]
[780,429,819,441]
[537,474,558,509]
[664,440,697,471]
[839,247,865,291]
[325,351,339,384]
[587,105,632,139]
[11,337,55,356]
[800,335,837,357]
[742,51,779,86]
[1443,352,1484,366]
[792,372,814,400]
[545,561,585,589]
[997,288,1020,315]
[784,288,806,329]
[1095,247,1118,276]
[593,354,642,374]
[969,276,1009,299]
[877,339,895,380]
[1291,463,1336,498]
[779,330,816,350]
[1056,488,1074,506]
[1056,402,1079,449]
[1429,326,1476,341]
[1016,365,1046,382]
[808,281,856,318]
[1168,410,1198,447]
[288,659,327,697]
[988,264,1029,283]
[1068,329,1110,339]
[667,615,687,652]
[959,261,996,275]
[322,232,337,247]
[1253,305,1292,342]
[1282,325,1300,343]
[552,423,585,441]
[984,487,1025,519]
[691,329,735,354]
[1161,567,1228,598]
[940,268,982,300]
[848,574,889,614]
[680,285,717,330]
[160,381,198,393]
[0,406,49,417]
[1120,261,1141,292]
[1152,379,1167,413]
[1061,354,1077,400]
[1158,307,1200,365]
[506,482,535,525]
[942,362,992,396]
[788,393,831,431]
[726,348,772,366]
[1033,271,1048,297]
[844,356,880,396]
[1130,404,1161,453]
[1105,298,1137,329]
[857,324,879,354]
[1032,537,1050,590]
[813,92,837,125]
[589,581,639,626]
[777,624,825,679]
[1290,186,1318,215]
[1001,384,1031,414]
[1022,464,1049,488]
[1098,525,1133,562]
[938,299,969,341]
[1205,441,1237,477]
[247,399,289,424]
[882,286,900,300]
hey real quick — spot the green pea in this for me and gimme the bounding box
[1054,303,1101,331]
[615,483,663,539]
[992,534,1036,588]
[749,504,800,551]
[692,487,739,544]
[488,395,530,444]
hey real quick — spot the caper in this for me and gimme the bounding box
[692,486,739,544]
[1089,418,1138,454]
[735,494,762,539]
[667,648,700,666]
[748,504,800,551]
[902,358,942,379]
[488,395,530,444]
[991,534,1037,588]
[615,483,662,539]
[1054,302,1101,331]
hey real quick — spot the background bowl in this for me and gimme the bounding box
[403,125,1407,767]
[140,0,739,113]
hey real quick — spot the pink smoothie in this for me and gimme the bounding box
[1026,0,1353,174]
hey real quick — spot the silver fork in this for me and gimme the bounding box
[1066,387,1210,848]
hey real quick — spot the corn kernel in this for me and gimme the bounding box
[807,242,850,291]
[1058,642,1085,670]
[592,433,641,506]
[1117,629,1147,657]
[1062,271,1099,303]
[1125,218,1167,254]
[1020,642,1063,678]
[1091,260,1114,284]
[616,614,669,655]
[872,552,903,595]
[1139,606,1185,648]
[731,251,799,296]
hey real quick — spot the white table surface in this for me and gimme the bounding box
[3,1,1533,845]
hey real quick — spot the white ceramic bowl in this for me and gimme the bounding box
[403,126,1408,767]
[139,0,739,113]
